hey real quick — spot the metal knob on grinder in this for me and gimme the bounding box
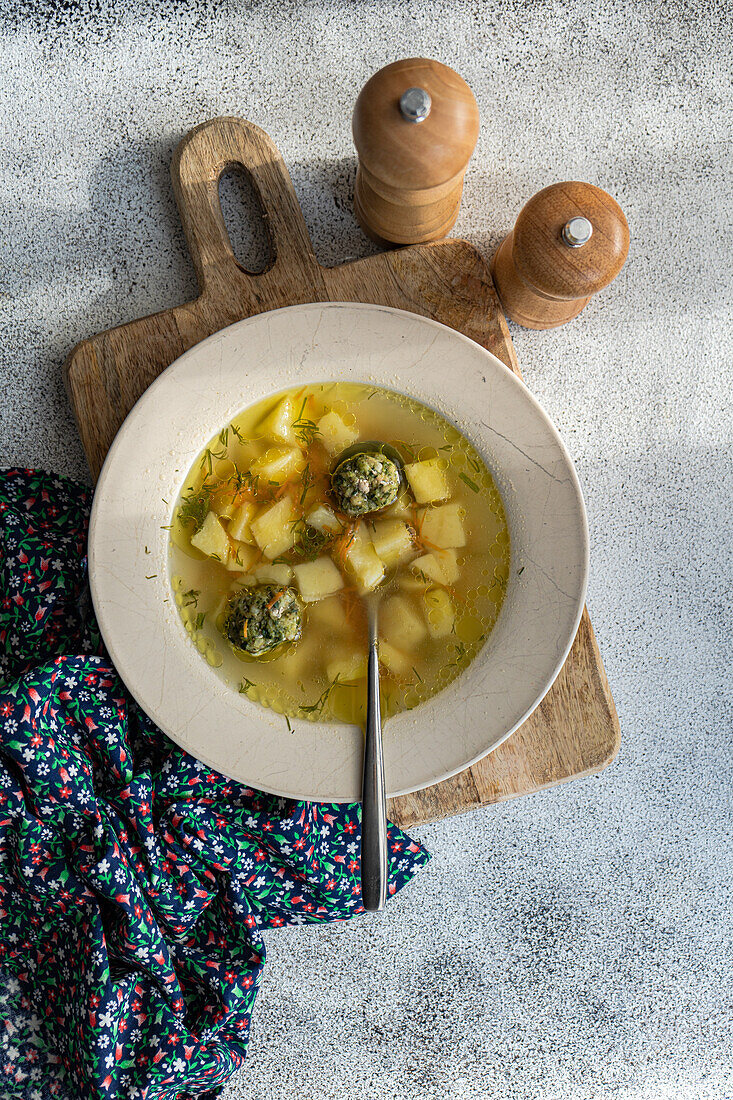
[491,182,630,329]
[352,58,479,246]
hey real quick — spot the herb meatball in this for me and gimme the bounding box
[331,452,401,517]
[225,584,302,657]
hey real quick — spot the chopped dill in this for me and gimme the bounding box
[192,612,206,631]
[145,574,157,580]
[239,677,255,694]
[288,516,335,562]
[177,484,212,530]
[239,470,260,496]
[298,675,341,716]
[200,445,228,477]
[467,455,481,473]
[144,546,150,554]
[181,588,200,608]
[285,715,294,733]
[517,566,525,575]
[299,464,314,506]
[458,472,480,493]
[445,641,468,669]
[291,399,321,446]
[229,423,247,445]
[412,666,423,683]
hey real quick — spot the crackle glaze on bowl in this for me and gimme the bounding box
[88,303,588,802]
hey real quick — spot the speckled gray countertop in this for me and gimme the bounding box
[2,2,732,1097]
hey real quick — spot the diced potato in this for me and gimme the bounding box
[251,497,296,560]
[419,503,466,549]
[225,540,260,573]
[308,595,349,632]
[423,588,455,638]
[380,595,427,650]
[247,563,293,586]
[342,522,385,594]
[404,458,450,504]
[326,649,367,684]
[293,558,345,603]
[228,499,258,543]
[256,396,299,446]
[190,511,230,564]
[211,487,236,519]
[411,549,459,586]
[306,504,343,535]
[317,410,358,455]
[250,446,306,485]
[378,639,412,678]
[399,573,431,593]
[370,519,415,568]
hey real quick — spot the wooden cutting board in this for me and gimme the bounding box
[65,117,620,828]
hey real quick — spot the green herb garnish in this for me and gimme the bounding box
[299,464,313,506]
[200,445,228,477]
[458,472,480,493]
[181,588,200,608]
[445,641,469,669]
[291,399,321,446]
[239,677,255,694]
[287,516,336,562]
[192,612,206,631]
[177,484,212,531]
[298,675,341,716]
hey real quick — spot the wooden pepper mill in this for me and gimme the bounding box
[352,58,479,245]
[491,182,630,329]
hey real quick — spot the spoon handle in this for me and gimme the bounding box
[361,623,388,911]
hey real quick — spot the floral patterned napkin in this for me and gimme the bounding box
[0,469,428,1100]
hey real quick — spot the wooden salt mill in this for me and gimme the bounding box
[491,182,630,329]
[352,58,479,245]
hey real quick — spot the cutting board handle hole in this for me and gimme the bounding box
[218,166,275,275]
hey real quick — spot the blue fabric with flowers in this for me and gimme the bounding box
[0,468,428,1100]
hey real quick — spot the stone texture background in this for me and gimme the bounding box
[1,2,731,1097]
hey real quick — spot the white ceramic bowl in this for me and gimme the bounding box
[89,303,588,802]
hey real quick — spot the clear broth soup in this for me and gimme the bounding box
[169,383,509,726]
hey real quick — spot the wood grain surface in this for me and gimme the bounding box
[352,58,479,244]
[65,116,620,828]
[491,181,630,330]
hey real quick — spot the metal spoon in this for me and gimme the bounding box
[329,440,406,913]
[361,592,387,911]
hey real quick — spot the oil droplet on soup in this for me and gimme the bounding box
[168,383,510,724]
